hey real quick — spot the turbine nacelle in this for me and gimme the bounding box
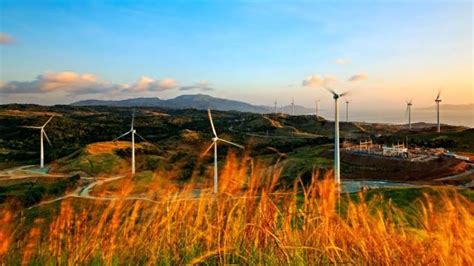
[435,89,442,102]
[325,87,349,100]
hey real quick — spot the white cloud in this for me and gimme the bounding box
[158,78,178,90]
[180,80,214,91]
[302,75,337,88]
[0,33,14,44]
[124,76,178,93]
[334,58,350,65]
[0,72,180,95]
[347,74,368,82]
[0,71,115,94]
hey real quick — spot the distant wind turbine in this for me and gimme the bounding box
[291,97,295,116]
[325,88,349,184]
[203,108,244,193]
[22,116,55,169]
[344,98,350,122]
[113,110,151,175]
[274,98,278,114]
[406,99,413,129]
[435,90,442,133]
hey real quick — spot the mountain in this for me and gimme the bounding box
[163,94,268,113]
[71,97,165,107]
[278,105,314,115]
[417,103,474,111]
[71,94,315,114]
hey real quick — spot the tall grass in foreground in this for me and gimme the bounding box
[1,154,473,265]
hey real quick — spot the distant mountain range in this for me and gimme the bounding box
[71,94,315,114]
[417,103,474,111]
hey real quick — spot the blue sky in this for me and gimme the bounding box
[0,0,472,108]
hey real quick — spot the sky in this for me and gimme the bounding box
[0,0,472,111]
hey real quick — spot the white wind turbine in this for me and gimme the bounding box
[22,116,54,169]
[435,90,442,133]
[203,108,244,193]
[344,98,350,122]
[325,88,349,185]
[113,110,151,175]
[274,98,278,114]
[291,97,295,116]
[406,99,413,129]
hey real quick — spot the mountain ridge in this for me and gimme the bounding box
[71,94,315,114]
[417,103,474,111]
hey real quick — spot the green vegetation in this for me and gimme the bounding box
[0,175,79,208]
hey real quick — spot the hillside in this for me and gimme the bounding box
[51,141,163,176]
[71,94,315,114]
[71,94,269,113]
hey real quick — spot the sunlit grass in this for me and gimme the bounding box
[0,153,473,264]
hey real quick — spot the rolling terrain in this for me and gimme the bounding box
[71,94,314,114]
[0,104,473,264]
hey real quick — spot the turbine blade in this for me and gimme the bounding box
[202,141,215,156]
[113,130,132,141]
[340,90,351,97]
[42,115,54,128]
[134,132,157,147]
[436,89,441,100]
[43,130,52,146]
[208,108,218,138]
[21,126,42,129]
[324,87,338,96]
[218,138,244,149]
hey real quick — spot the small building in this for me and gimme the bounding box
[382,143,408,158]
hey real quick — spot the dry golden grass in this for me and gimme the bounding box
[85,141,144,155]
[0,109,61,117]
[1,154,473,265]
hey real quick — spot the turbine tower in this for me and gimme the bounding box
[406,99,413,129]
[325,88,349,185]
[113,110,150,175]
[203,108,244,193]
[274,98,278,114]
[345,99,350,122]
[22,116,54,168]
[291,97,295,116]
[435,90,442,133]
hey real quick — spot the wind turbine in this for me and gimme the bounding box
[325,88,349,185]
[344,98,350,122]
[274,98,278,114]
[315,99,320,118]
[113,110,151,175]
[203,108,244,193]
[291,97,295,116]
[435,90,442,133]
[406,99,413,129]
[22,116,54,168]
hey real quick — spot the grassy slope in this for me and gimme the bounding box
[0,176,80,208]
